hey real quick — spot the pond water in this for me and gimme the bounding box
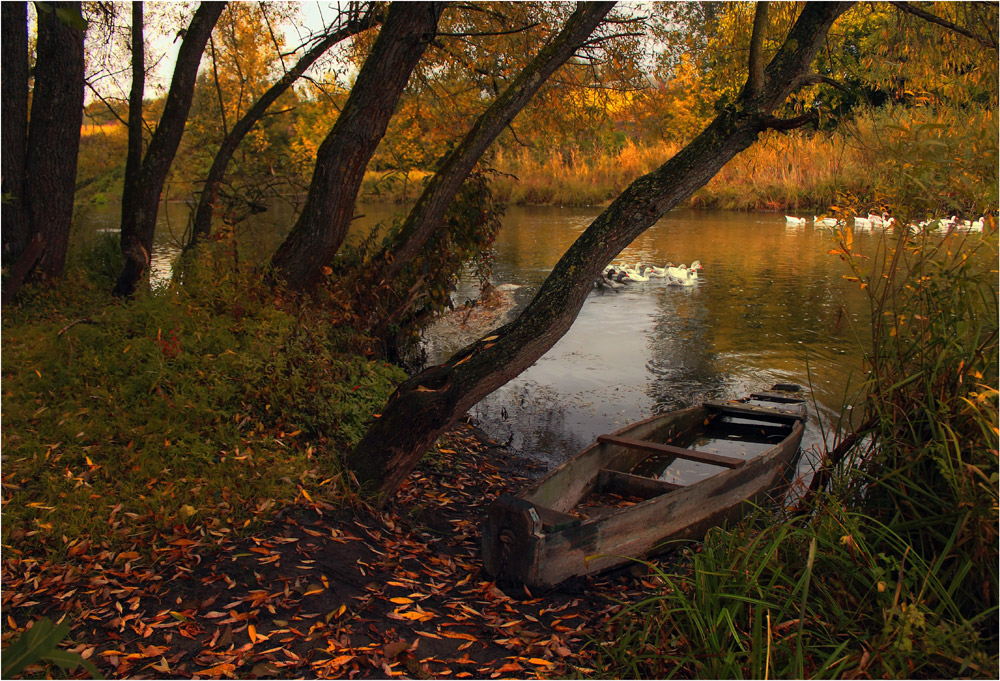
[423,205,872,473]
[74,201,877,475]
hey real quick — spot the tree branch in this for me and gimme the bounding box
[895,1,998,50]
[761,111,818,131]
[794,72,853,94]
[435,22,540,39]
[746,1,769,96]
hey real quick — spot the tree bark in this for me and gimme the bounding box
[1,2,29,273]
[347,1,854,497]
[746,2,769,97]
[185,4,383,250]
[23,1,86,281]
[114,2,226,297]
[269,2,445,292]
[123,1,145,236]
[376,2,615,283]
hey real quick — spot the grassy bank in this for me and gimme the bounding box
[1,240,405,566]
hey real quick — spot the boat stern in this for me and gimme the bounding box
[481,494,543,586]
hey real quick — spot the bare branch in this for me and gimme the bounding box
[435,22,541,39]
[895,1,998,50]
[84,80,129,127]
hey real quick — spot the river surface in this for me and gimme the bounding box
[75,202,877,475]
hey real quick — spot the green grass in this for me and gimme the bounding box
[1,240,405,565]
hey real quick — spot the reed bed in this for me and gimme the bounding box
[486,133,871,210]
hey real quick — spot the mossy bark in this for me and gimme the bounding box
[1,2,29,273]
[22,1,86,281]
[270,2,444,292]
[347,2,854,496]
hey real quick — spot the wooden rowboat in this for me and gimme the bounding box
[481,384,808,588]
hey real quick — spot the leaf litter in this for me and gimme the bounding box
[3,422,677,678]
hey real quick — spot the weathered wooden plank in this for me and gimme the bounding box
[596,434,745,469]
[534,505,582,531]
[598,468,683,499]
[703,400,806,422]
[751,390,809,403]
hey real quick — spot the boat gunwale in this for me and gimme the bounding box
[529,417,805,535]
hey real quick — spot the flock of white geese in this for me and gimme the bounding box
[598,260,704,290]
[785,213,988,233]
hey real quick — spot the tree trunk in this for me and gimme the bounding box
[1,2,29,272]
[23,1,86,281]
[269,2,445,292]
[185,4,383,250]
[114,2,226,297]
[123,1,145,236]
[376,2,615,283]
[347,1,854,496]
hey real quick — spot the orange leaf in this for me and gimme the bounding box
[527,657,554,666]
[328,654,354,667]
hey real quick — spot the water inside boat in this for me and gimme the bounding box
[630,413,795,484]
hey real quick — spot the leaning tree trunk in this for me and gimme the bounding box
[347,1,854,496]
[372,2,614,289]
[1,2,29,273]
[269,1,445,292]
[185,3,383,250]
[22,1,86,282]
[113,1,226,297]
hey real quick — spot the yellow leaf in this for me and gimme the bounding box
[480,335,499,342]
[248,624,258,643]
[389,597,413,604]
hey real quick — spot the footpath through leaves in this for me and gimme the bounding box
[2,423,675,679]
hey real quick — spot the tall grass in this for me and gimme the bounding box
[588,224,998,678]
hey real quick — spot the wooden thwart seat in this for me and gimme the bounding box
[598,468,683,499]
[533,505,581,531]
[703,400,805,422]
[596,434,745,469]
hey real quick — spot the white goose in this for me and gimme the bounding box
[623,264,650,282]
[666,267,698,287]
[665,260,702,280]
[814,216,839,227]
[785,215,807,225]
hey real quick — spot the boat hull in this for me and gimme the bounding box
[482,390,807,588]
